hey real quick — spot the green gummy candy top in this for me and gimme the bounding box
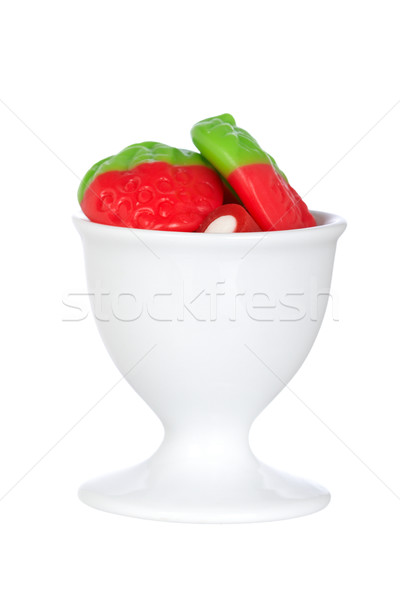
[191,113,287,181]
[78,141,207,204]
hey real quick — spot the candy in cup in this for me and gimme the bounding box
[74,120,345,523]
[191,113,316,231]
[197,204,261,233]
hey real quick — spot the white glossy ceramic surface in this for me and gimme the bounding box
[74,210,346,523]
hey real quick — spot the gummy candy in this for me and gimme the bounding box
[197,204,261,233]
[78,142,223,232]
[191,114,315,231]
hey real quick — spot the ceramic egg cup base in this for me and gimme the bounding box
[78,445,330,523]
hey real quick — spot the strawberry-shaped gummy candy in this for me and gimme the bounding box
[191,114,315,231]
[78,142,223,232]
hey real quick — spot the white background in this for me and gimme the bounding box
[0,0,399,597]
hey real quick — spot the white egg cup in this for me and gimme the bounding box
[74,211,346,523]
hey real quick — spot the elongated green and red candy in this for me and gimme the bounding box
[78,142,223,231]
[191,114,316,231]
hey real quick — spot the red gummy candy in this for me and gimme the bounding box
[197,204,262,233]
[228,163,316,231]
[81,162,223,232]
